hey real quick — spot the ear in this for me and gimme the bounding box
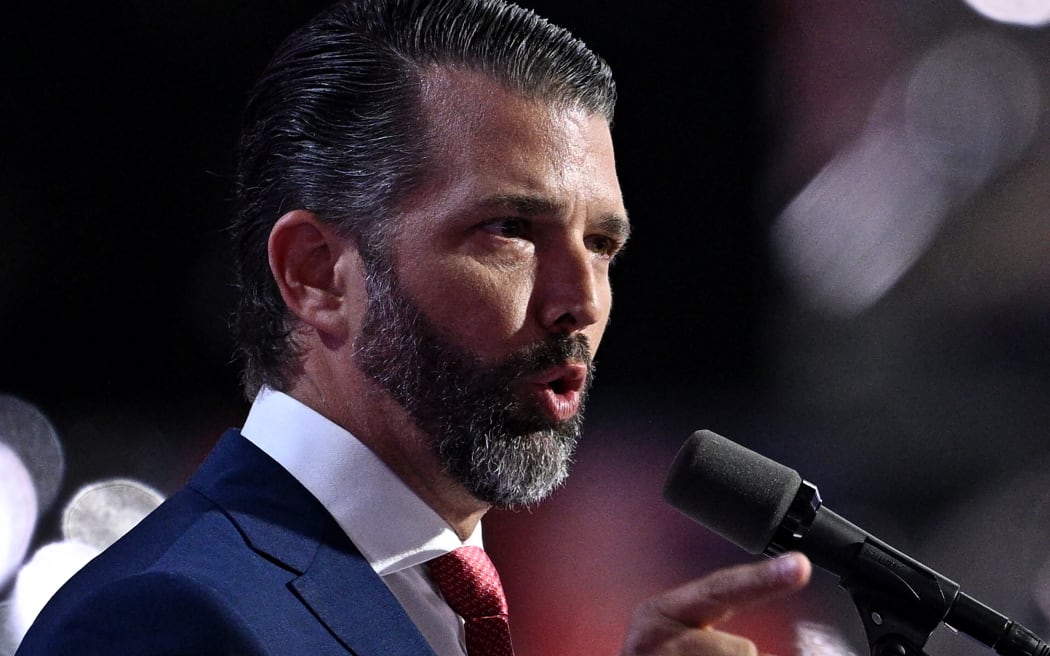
[268,210,359,341]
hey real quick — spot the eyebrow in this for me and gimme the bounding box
[598,212,632,245]
[478,193,632,242]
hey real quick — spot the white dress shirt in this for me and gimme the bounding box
[241,387,478,655]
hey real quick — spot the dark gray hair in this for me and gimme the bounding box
[231,0,616,397]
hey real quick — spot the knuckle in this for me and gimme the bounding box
[690,631,760,656]
[726,636,760,656]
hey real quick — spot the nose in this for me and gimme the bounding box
[535,243,604,334]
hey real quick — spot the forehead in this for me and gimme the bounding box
[406,67,625,219]
[419,67,586,150]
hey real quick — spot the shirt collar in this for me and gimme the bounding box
[240,387,481,576]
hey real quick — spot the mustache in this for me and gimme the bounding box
[500,333,593,377]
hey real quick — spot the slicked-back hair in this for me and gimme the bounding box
[231,0,616,397]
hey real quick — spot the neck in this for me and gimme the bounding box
[285,361,490,542]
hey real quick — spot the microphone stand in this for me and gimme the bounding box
[841,555,1050,656]
[839,542,952,656]
[768,482,1050,656]
[769,483,951,656]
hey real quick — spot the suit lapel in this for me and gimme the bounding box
[291,529,437,656]
[191,430,437,656]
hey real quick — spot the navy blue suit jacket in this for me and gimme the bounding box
[15,430,438,655]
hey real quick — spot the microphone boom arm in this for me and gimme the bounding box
[770,481,1049,656]
[769,481,955,656]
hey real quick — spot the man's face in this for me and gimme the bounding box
[354,70,628,507]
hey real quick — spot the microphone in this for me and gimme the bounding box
[663,430,1050,656]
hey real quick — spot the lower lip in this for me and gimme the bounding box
[534,387,581,423]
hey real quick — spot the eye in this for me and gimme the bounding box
[481,217,530,240]
[585,233,624,259]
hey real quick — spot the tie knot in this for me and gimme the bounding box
[427,546,509,619]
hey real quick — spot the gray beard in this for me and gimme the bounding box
[353,262,592,508]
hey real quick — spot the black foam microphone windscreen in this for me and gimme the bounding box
[663,430,801,555]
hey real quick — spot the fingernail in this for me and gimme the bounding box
[770,553,802,581]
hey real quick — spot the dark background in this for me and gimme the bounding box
[1,1,768,408]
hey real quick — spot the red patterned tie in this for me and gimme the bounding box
[427,546,515,656]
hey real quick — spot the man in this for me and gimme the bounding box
[16,0,810,654]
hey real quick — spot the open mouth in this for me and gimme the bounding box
[536,363,587,394]
[548,378,571,394]
[530,363,588,422]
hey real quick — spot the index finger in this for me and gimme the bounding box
[654,552,812,628]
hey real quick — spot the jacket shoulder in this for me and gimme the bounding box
[15,570,270,655]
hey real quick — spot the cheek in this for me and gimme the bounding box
[405,259,535,350]
[338,250,372,337]
[587,284,613,351]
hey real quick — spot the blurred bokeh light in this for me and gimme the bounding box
[0,445,36,593]
[963,0,1050,25]
[772,31,1040,317]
